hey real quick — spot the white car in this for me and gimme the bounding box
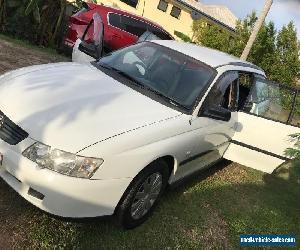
[0,40,299,228]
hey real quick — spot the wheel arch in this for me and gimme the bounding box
[113,155,176,214]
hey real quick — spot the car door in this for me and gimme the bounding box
[223,76,300,173]
[72,12,104,63]
[107,13,145,50]
[172,71,240,181]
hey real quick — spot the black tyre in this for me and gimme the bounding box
[116,160,169,229]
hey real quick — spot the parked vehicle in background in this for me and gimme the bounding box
[63,2,174,55]
[72,13,162,63]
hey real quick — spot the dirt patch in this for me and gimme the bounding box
[178,201,232,249]
[198,202,232,250]
[208,162,253,184]
[0,38,68,75]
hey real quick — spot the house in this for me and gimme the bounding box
[96,0,238,38]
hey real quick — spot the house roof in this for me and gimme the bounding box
[177,0,238,31]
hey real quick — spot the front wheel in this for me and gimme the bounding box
[116,160,169,229]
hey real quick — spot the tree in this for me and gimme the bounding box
[192,13,300,87]
[1,0,70,47]
[192,12,258,57]
[248,21,277,80]
[241,0,273,60]
[272,22,300,86]
[192,19,236,55]
[285,133,300,159]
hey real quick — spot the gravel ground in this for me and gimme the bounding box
[0,38,68,75]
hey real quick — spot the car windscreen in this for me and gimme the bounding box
[97,42,215,109]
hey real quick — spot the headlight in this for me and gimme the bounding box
[22,142,103,179]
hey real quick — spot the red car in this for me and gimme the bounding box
[64,2,174,54]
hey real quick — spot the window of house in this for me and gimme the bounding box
[157,0,168,12]
[170,6,181,19]
[119,0,139,8]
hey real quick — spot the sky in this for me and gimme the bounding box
[201,0,300,39]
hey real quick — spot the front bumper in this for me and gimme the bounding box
[0,141,132,218]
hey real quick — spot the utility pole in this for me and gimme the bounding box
[240,0,273,61]
[142,0,146,16]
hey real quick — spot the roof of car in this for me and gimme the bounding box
[152,40,263,72]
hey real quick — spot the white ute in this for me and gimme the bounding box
[0,40,299,228]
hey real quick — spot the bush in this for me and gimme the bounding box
[174,30,193,43]
[0,0,73,49]
[285,133,300,159]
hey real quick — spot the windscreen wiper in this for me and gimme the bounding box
[143,86,189,110]
[98,63,145,88]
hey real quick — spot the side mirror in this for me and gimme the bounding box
[202,105,231,121]
[79,41,99,59]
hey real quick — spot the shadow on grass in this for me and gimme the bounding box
[16,161,298,250]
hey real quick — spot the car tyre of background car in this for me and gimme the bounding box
[116,159,170,229]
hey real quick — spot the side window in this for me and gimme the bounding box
[119,0,139,8]
[109,14,147,37]
[202,71,239,113]
[108,13,123,29]
[122,16,147,37]
[147,25,172,40]
[290,93,300,126]
[242,78,296,124]
[238,72,252,110]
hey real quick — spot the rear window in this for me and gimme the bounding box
[109,13,147,37]
[147,25,172,40]
[122,15,147,37]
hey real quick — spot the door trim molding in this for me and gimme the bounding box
[179,150,213,166]
[230,140,289,161]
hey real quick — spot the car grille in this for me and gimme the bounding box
[0,111,28,145]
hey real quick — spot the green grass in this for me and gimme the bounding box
[28,162,300,249]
